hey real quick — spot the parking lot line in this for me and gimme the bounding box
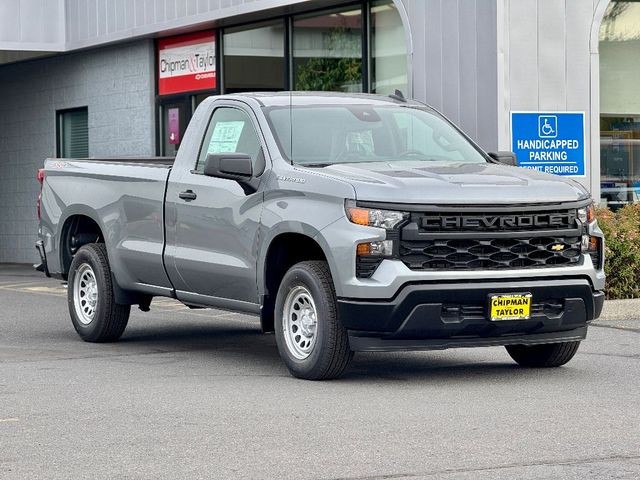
[0,281,52,289]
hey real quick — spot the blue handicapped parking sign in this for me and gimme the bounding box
[511,112,586,177]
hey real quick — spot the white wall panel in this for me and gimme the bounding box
[538,0,566,110]
[442,0,461,123]
[61,0,320,49]
[508,0,538,110]
[401,0,498,150]
[565,0,592,112]
[459,0,478,140]
[0,0,65,51]
[477,0,498,151]
[501,0,607,197]
[424,0,443,110]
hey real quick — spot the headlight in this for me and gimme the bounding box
[578,204,595,224]
[345,201,407,229]
[356,240,394,257]
[345,201,408,278]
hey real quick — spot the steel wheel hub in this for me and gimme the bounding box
[282,286,318,360]
[73,263,98,325]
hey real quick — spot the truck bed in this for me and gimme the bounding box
[40,156,175,293]
[52,157,175,167]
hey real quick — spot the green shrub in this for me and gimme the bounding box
[595,204,640,299]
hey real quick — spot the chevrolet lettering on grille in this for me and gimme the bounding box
[421,213,576,231]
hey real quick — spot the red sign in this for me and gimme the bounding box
[158,31,216,95]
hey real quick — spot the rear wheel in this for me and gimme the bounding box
[506,341,581,368]
[67,243,130,342]
[275,261,353,380]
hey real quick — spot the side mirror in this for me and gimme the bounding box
[488,151,518,166]
[204,153,253,180]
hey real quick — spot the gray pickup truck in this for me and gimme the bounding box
[36,92,605,380]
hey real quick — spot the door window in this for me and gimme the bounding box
[195,108,261,172]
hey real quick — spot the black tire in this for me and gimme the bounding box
[506,341,581,368]
[274,261,353,380]
[67,243,130,342]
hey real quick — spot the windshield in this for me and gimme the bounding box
[266,104,488,166]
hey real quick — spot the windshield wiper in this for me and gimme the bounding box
[300,162,333,168]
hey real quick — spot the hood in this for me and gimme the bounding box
[311,161,589,205]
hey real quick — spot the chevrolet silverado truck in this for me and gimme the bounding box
[35,92,605,380]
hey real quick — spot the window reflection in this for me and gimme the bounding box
[600,1,640,209]
[371,0,408,95]
[293,8,363,92]
[224,21,285,93]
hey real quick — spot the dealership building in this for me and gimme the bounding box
[0,0,638,264]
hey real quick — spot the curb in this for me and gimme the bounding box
[600,298,640,322]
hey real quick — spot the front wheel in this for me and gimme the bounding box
[506,341,581,368]
[67,243,130,342]
[274,261,353,380]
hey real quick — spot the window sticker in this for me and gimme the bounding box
[208,121,245,153]
[345,130,375,156]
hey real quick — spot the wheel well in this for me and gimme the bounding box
[261,233,327,333]
[60,215,104,277]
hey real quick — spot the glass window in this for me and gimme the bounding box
[599,1,640,209]
[193,93,211,111]
[160,101,189,158]
[266,105,486,166]
[196,108,261,172]
[371,0,408,95]
[293,8,363,92]
[223,21,285,93]
[57,108,88,158]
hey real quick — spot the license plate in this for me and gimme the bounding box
[489,293,532,321]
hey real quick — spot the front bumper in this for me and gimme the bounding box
[338,278,604,352]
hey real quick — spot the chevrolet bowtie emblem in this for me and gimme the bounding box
[551,244,565,251]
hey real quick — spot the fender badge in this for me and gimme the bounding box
[277,175,306,184]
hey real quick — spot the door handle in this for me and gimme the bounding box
[178,190,197,201]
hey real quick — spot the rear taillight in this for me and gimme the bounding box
[37,168,45,220]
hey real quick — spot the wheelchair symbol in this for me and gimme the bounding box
[538,115,557,138]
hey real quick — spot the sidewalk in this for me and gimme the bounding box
[600,299,639,320]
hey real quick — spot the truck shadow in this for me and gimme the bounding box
[113,321,580,384]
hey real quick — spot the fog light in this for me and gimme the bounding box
[581,235,598,253]
[356,240,394,257]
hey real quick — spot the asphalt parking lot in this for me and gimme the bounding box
[0,265,639,479]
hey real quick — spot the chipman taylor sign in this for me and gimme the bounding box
[511,112,586,177]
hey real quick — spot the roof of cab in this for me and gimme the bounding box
[221,91,427,108]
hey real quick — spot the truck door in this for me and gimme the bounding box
[164,102,266,308]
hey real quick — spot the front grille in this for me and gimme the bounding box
[399,208,583,271]
[400,237,582,270]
